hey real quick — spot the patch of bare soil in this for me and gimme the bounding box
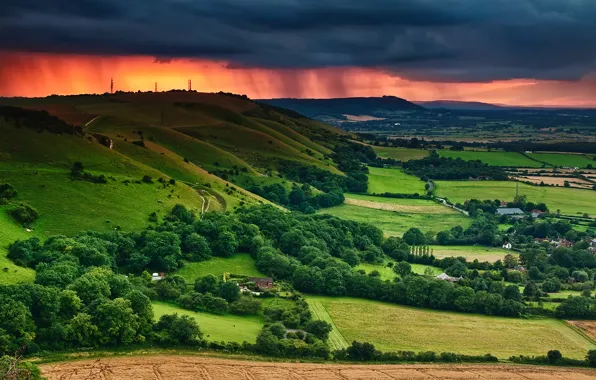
[567,320,596,341]
[515,176,593,189]
[40,355,596,380]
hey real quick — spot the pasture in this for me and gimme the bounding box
[356,262,442,281]
[434,180,596,216]
[344,193,452,214]
[152,302,263,343]
[372,146,429,161]
[320,204,471,237]
[0,210,36,285]
[367,167,427,194]
[438,150,542,167]
[306,296,595,359]
[529,153,596,168]
[175,254,264,283]
[431,245,514,263]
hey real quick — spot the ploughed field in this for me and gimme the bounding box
[39,355,596,380]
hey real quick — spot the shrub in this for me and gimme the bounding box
[10,203,39,225]
[547,349,562,363]
[142,175,153,184]
[0,183,17,200]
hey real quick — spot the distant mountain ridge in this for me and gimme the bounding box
[414,100,506,110]
[258,96,424,118]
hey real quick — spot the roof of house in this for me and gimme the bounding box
[496,208,525,215]
[248,277,273,283]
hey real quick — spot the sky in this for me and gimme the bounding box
[1,0,596,106]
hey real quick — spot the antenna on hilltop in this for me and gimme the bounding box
[110,77,114,94]
[155,82,158,92]
[188,79,192,91]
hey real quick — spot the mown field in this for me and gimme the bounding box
[434,180,596,216]
[431,245,514,263]
[174,254,264,283]
[528,153,596,168]
[356,262,443,281]
[367,167,427,194]
[438,150,542,167]
[344,193,452,214]
[152,302,263,343]
[307,296,595,359]
[372,146,429,161]
[320,204,471,237]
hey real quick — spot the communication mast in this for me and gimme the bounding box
[188,79,192,91]
[110,77,114,94]
[155,82,158,92]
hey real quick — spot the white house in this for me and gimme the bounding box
[502,242,512,250]
[151,272,165,281]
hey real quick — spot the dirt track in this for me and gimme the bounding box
[40,355,596,380]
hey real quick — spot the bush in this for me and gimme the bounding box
[10,203,39,225]
[547,349,562,363]
[142,175,153,184]
[0,183,17,200]
[229,296,262,315]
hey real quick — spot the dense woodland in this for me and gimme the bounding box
[403,151,510,180]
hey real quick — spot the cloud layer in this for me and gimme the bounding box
[2,0,596,82]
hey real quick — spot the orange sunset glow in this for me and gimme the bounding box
[1,52,595,107]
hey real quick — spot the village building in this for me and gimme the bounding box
[247,277,274,289]
[151,272,165,281]
[496,208,525,216]
[502,242,512,250]
[530,209,546,218]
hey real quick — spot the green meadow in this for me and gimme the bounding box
[174,254,265,283]
[356,262,443,281]
[434,180,596,216]
[306,296,595,359]
[152,302,263,343]
[367,167,427,194]
[528,153,596,168]
[438,150,542,167]
[431,245,514,263]
[372,146,429,161]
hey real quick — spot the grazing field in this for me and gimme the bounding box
[344,193,454,214]
[356,262,443,280]
[529,153,596,168]
[306,296,595,359]
[434,180,596,216]
[515,175,594,189]
[431,245,514,263]
[174,254,264,283]
[372,146,429,161]
[152,302,262,343]
[308,299,349,350]
[367,167,427,194]
[438,150,542,167]
[0,210,36,285]
[40,356,596,380]
[320,204,471,236]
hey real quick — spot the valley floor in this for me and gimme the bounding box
[39,354,596,380]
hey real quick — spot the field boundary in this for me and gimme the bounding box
[308,300,349,350]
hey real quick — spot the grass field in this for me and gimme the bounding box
[306,296,595,359]
[344,193,453,214]
[320,204,471,237]
[0,210,36,285]
[367,167,427,194]
[438,150,542,167]
[356,262,443,280]
[175,254,265,283]
[431,245,514,263]
[372,146,429,161]
[529,153,596,168]
[308,299,349,350]
[434,180,596,216]
[152,302,263,343]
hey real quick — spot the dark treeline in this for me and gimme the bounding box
[403,151,509,180]
[0,106,83,135]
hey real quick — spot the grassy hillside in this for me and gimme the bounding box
[372,146,429,161]
[175,254,265,283]
[367,167,427,194]
[307,296,595,359]
[435,180,596,216]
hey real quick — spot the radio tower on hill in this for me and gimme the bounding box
[110,77,114,94]
[188,79,192,91]
[155,82,158,92]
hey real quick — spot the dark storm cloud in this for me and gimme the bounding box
[1,0,596,82]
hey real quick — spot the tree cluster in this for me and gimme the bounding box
[403,151,509,180]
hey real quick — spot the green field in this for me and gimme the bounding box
[431,245,513,263]
[528,153,596,168]
[344,193,453,214]
[367,167,427,194]
[435,180,596,216]
[356,262,442,280]
[0,210,36,285]
[320,204,471,237]
[152,302,262,343]
[307,296,595,359]
[438,150,542,167]
[372,146,429,161]
[175,254,265,283]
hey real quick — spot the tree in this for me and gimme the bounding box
[504,254,518,269]
[93,298,140,345]
[322,267,346,296]
[541,278,562,293]
[587,350,596,367]
[523,282,540,300]
[0,300,35,355]
[68,313,99,347]
[219,281,241,303]
[0,354,46,380]
[547,349,562,363]
[194,275,220,294]
[10,203,39,225]
[154,314,202,345]
[213,231,238,257]
[229,296,262,315]
[346,341,377,361]
[0,183,17,201]
[403,228,425,245]
[503,285,522,302]
[182,233,211,261]
[394,261,412,278]
[305,320,332,340]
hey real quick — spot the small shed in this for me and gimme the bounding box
[151,272,165,281]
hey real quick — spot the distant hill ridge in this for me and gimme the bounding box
[414,100,505,111]
[258,96,423,118]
